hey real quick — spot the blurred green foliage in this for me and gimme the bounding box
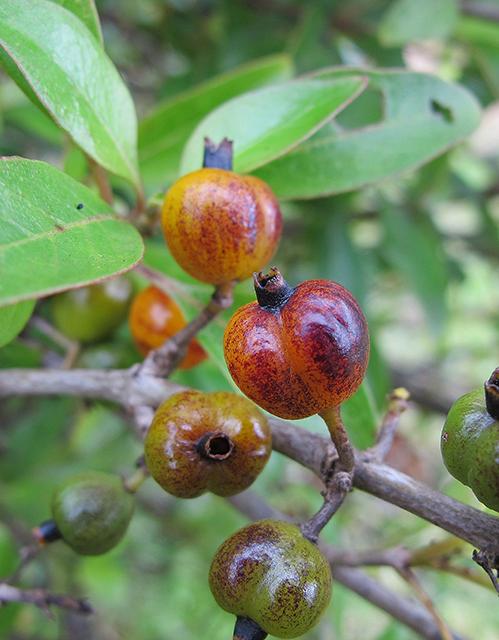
[1,0,498,638]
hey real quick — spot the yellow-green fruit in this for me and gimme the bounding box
[51,471,134,555]
[209,520,332,639]
[144,391,271,498]
[52,277,132,343]
[441,388,499,512]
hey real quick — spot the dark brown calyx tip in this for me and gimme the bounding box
[196,431,234,461]
[203,137,233,170]
[484,367,499,420]
[253,267,293,311]
[33,519,62,546]
[233,616,268,640]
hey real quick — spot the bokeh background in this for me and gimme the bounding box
[1,0,498,638]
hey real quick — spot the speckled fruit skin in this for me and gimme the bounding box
[144,390,271,498]
[161,168,282,284]
[223,274,369,420]
[129,285,206,369]
[51,471,134,555]
[441,388,499,512]
[52,277,132,344]
[209,520,332,639]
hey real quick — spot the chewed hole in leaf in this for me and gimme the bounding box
[430,99,453,123]
[335,87,384,130]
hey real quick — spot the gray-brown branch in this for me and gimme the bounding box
[0,582,92,615]
[1,367,498,554]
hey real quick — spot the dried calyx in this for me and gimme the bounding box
[196,431,235,461]
[203,136,233,170]
[33,519,62,545]
[484,367,499,420]
[253,267,294,310]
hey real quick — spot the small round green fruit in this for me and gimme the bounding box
[209,519,332,639]
[51,277,132,344]
[441,368,499,512]
[51,471,134,555]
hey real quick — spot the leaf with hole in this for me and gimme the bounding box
[253,68,481,199]
[0,0,139,188]
[0,158,144,305]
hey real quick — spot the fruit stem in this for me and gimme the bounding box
[124,463,149,494]
[203,137,233,170]
[253,267,294,310]
[32,520,62,546]
[196,431,235,461]
[233,616,268,640]
[320,405,355,474]
[484,367,499,420]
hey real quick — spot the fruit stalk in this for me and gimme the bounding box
[320,405,355,474]
[123,462,149,493]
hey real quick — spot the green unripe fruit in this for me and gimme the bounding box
[51,277,132,344]
[209,520,332,639]
[441,368,499,512]
[51,471,134,555]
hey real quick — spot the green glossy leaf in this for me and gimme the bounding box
[0,0,139,187]
[378,0,458,46]
[50,0,102,44]
[180,76,367,175]
[0,158,144,305]
[342,381,378,449]
[0,300,35,347]
[254,69,481,199]
[139,55,293,190]
[381,208,448,334]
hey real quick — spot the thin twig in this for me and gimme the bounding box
[300,472,352,543]
[299,406,355,541]
[472,549,499,595]
[139,280,235,377]
[396,567,454,640]
[370,387,410,461]
[0,582,93,615]
[28,317,80,369]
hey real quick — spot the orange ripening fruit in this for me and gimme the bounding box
[162,168,282,284]
[129,285,207,369]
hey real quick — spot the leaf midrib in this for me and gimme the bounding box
[0,214,115,251]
